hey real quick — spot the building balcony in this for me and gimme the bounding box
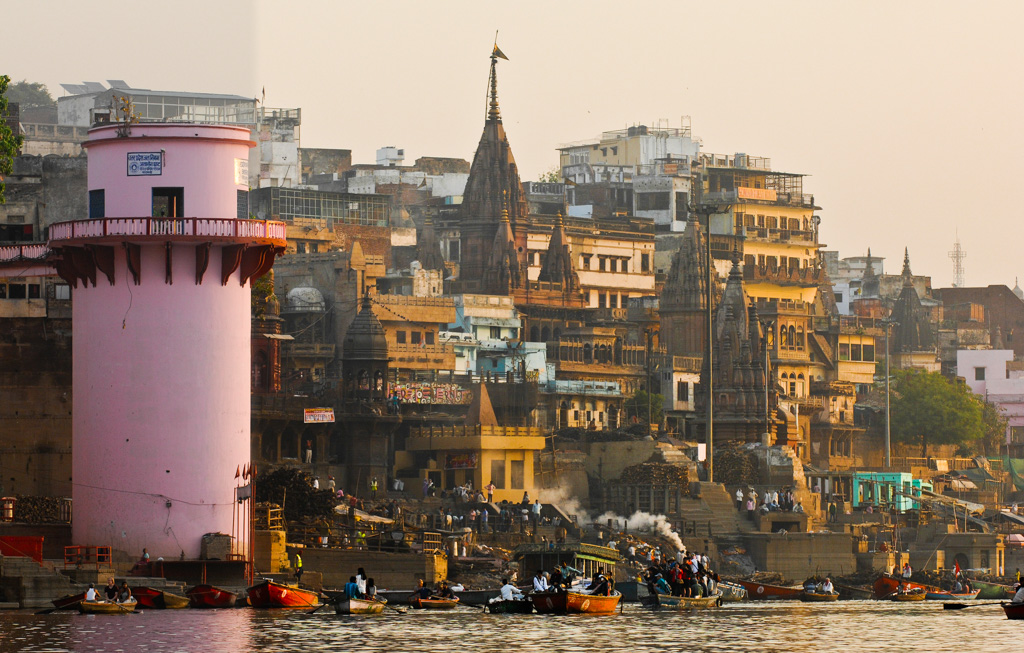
[48,217,287,246]
[405,424,545,452]
[389,342,456,369]
[285,343,336,358]
[754,298,812,316]
[672,356,703,373]
[744,265,825,287]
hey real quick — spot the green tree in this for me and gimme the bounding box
[977,400,1009,458]
[537,165,561,183]
[624,389,664,427]
[6,79,55,109]
[889,369,983,457]
[0,75,25,204]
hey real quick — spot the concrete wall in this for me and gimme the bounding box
[287,547,446,590]
[743,532,856,580]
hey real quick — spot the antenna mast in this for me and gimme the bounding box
[948,233,966,287]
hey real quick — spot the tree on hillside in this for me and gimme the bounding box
[977,400,1009,458]
[6,79,55,109]
[889,369,983,457]
[0,75,25,204]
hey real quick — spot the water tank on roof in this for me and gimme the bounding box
[283,287,325,314]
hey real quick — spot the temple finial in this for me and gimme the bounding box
[487,43,507,122]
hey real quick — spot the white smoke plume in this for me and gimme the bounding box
[594,510,685,552]
[538,483,584,521]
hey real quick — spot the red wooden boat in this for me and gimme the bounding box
[247,580,321,609]
[872,574,942,599]
[531,590,621,614]
[730,579,803,601]
[51,591,86,610]
[1002,602,1024,619]
[186,584,238,609]
[409,596,459,609]
[133,586,190,609]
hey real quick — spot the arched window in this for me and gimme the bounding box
[261,431,278,462]
[253,350,268,391]
[780,327,788,346]
[541,326,551,342]
[530,326,540,341]
[584,343,593,363]
[797,327,805,347]
[280,427,299,459]
[358,369,369,391]
[744,254,755,270]
[553,328,561,341]
[788,326,796,347]
[374,370,384,393]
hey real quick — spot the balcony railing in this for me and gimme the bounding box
[49,218,287,242]
[744,265,825,286]
[0,243,49,262]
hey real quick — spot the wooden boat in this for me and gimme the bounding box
[133,586,190,609]
[718,582,747,602]
[409,595,459,609]
[973,580,1016,600]
[640,591,721,610]
[924,589,981,601]
[186,584,238,609]
[1001,601,1024,619]
[52,591,86,610]
[486,598,534,614]
[872,574,941,599]
[835,583,873,600]
[531,590,621,614]
[78,599,138,614]
[800,590,839,602]
[729,579,803,601]
[888,590,926,601]
[247,580,321,609]
[334,597,386,615]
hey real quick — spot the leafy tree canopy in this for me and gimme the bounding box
[624,389,664,427]
[889,369,984,457]
[6,79,55,108]
[537,166,560,183]
[0,75,26,204]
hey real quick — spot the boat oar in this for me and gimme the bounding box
[308,600,332,615]
[112,601,138,614]
[943,601,1005,610]
[34,607,60,615]
[383,601,407,615]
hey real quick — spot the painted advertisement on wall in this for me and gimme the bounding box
[389,382,473,405]
[444,452,478,470]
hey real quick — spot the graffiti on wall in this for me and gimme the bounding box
[389,382,473,405]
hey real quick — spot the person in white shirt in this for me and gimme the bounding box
[500,578,523,601]
[85,583,97,602]
[533,570,549,592]
[736,488,744,509]
[1013,583,1024,604]
[822,577,834,594]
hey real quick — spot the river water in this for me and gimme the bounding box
[0,600,1015,653]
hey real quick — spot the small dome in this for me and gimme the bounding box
[283,287,325,314]
[1014,277,1023,300]
[343,295,389,361]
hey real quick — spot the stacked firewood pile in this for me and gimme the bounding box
[253,502,283,530]
[12,495,66,523]
[618,463,689,486]
[715,447,758,486]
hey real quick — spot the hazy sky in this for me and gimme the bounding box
[6,0,1023,288]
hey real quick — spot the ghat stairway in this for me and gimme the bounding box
[676,482,754,537]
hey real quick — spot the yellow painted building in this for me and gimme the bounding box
[402,424,545,503]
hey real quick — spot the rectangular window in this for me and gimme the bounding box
[425,332,435,345]
[490,460,506,489]
[674,192,688,220]
[611,293,618,308]
[834,293,843,303]
[839,343,850,361]
[296,242,306,254]
[396,331,407,344]
[641,253,650,272]
[8,284,26,299]
[599,257,607,272]
[489,326,501,339]
[28,284,40,299]
[598,292,606,308]
[609,259,617,272]
[851,344,862,362]
[862,344,875,361]
[636,191,670,211]
[0,284,6,299]
[237,189,249,219]
[581,255,590,270]
[411,332,421,345]
[975,367,986,381]
[89,189,105,219]
[152,187,184,217]
[55,284,70,300]
[510,461,525,489]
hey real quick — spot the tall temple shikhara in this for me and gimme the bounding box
[456,49,528,294]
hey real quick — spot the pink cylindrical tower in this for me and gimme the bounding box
[49,123,285,559]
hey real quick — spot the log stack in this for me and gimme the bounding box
[715,447,758,486]
[11,495,65,523]
[618,463,689,486]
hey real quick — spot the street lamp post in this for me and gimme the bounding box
[883,320,899,469]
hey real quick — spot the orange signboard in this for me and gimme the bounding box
[737,187,777,201]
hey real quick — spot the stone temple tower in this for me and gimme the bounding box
[49,123,286,558]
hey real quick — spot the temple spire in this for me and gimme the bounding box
[902,247,913,286]
[487,43,508,122]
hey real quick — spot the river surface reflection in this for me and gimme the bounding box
[0,601,1015,653]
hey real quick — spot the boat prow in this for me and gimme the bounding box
[78,599,138,614]
[247,579,321,609]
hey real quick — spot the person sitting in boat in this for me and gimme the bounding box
[559,561,581,587]
[533,570,550,593]
[1012,583,1024,604]
[952,578,963,593]
[653,573,672,596]
[85,583,97,602]
[104,577,118,601]
[498,578,524,601]
[365,578,377,601]
[346,576,363,599]
[436,581,456,599]
[587,569,610,596]
[822,578,834,594]
[549,566,564,590]
[414,579,433,600]
[117,582,132,603]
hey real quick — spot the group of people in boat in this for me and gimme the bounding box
[84,577,133,603]
[343,568,379,601]
[413,578,461,600]
[643,551,718,598]
[530,564,612,596]
[804,577,835,594]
